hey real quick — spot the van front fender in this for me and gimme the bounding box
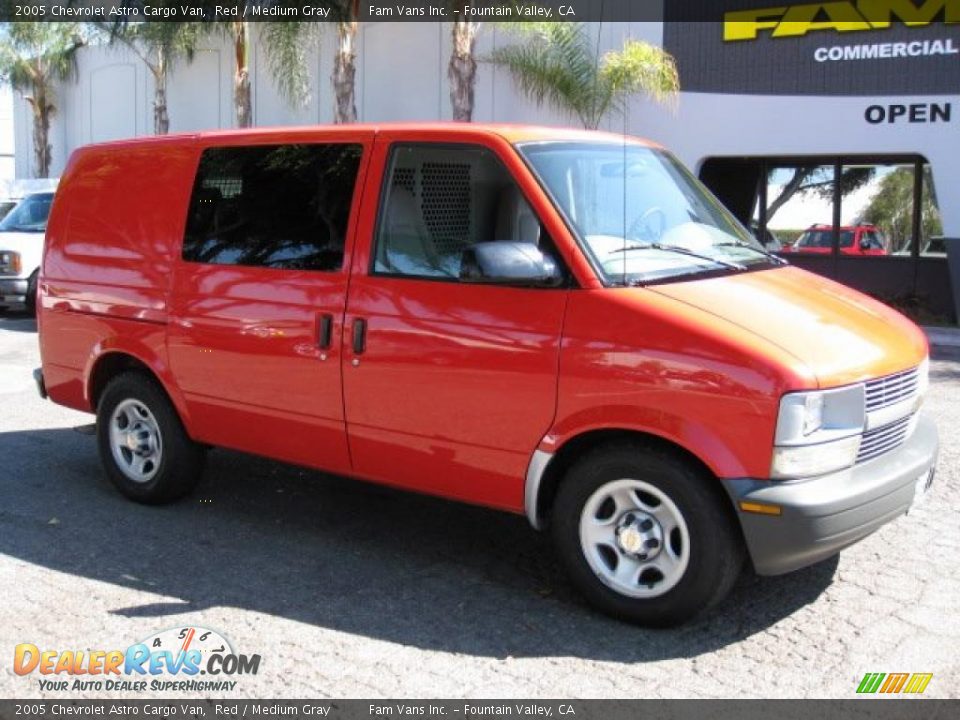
[545,404,758,478]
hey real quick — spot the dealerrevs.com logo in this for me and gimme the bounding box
[13,627,261,693]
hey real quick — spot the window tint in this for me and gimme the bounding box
[183,144,363,271]
[374,144,545,279]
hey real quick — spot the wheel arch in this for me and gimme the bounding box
[528,427,738,532]
[85,343,192,431]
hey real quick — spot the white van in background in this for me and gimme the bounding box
[0,190,56,314]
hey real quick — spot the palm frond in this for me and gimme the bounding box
[489,24,680,129]
[87,21,201,77]
[489,23,603,127]
[599,39,679,116]
[0,22,84,92]
[259,22,317,109]
[172,23,205,63]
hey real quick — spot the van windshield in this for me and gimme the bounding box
[518,142,781,284]
[0,193,54,233]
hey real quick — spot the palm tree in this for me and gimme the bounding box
[0,23,84,177]
[330,0,361,124]
[490,23,679,130]
[216,12,316,128]
[93,22,203,135]
[95,6,316,130]
[448,6,480,121]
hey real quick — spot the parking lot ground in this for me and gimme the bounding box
[1,310,958,699]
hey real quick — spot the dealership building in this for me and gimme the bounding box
[12,3,960,322]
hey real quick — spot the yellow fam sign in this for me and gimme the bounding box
[725,0,959,40]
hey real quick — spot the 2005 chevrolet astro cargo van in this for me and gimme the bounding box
[35,124,938,625]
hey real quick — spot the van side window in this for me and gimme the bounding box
[183,144,362,271]
[374,144,549,280]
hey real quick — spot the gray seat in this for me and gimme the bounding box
[377,186,448,276]
[495,185,540,246]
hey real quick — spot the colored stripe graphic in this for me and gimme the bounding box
[857,673,886,693]
[903,673,933,694]
[880,673,909,693]
[856,672,932,694]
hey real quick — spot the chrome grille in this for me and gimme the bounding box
[857,415,913,464]
[864,366,919,412]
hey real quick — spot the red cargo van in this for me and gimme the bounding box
[35,124,937,625]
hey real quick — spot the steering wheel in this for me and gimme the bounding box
[626,206,666,242]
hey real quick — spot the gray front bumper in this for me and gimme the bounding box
[724,412,938,576]
[0,277,28,305]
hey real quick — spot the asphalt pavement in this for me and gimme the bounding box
[1,310,958,699]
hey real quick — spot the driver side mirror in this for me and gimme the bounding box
[459,241,563,287]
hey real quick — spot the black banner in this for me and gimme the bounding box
[2,1,658,23]
[664,0,960,96]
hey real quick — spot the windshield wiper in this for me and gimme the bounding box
[609,243,747,271]
[713,241,788,265]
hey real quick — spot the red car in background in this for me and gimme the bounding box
[782,224,887,256]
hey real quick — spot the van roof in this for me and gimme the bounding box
[80,122,663,150]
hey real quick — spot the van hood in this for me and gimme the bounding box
[648,265,928,388]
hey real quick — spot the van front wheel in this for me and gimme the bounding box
[96,372,204,504]
[552,443,743,626]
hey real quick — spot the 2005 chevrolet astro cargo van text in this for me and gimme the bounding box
[35,124,938,625]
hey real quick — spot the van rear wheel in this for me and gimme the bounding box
[96,372,204,504]
[551,442,743,626]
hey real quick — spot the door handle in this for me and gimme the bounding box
[352,318,367,355]
[317,313,333,350]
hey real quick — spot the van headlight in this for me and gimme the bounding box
[0,250,21,274]
[770,385,866,479]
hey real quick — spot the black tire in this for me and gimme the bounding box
[551,441,744,627]
[96,371,205,504]
[25,270,38,316]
